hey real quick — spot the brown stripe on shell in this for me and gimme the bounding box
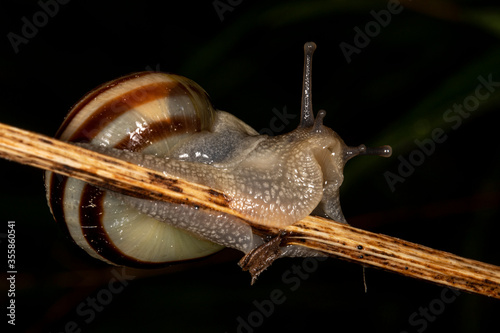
[79,184,176,267]
[79,184,112,259]
[79,184,138,266]
[69,80,182,143]
[56,72,153,138]
[48,173,72,240]
[113,116,201,152]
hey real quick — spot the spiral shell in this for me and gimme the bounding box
[45,72,224,267]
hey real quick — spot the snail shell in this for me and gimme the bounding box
[45,42,392,267]
[45,73,224,266]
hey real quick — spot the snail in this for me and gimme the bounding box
[44,42,391,269]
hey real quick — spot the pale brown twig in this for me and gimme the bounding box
[0,121,499,298]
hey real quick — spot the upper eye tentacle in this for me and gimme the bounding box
[299,42,317,128]
[344,144,392,161]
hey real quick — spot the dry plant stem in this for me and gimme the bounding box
[1,122,499,299]
[286,218,500,298]
[0,122,239,218]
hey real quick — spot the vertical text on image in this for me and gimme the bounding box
[6,221,17,326]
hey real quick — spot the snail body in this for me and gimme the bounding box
[45,43,391,267]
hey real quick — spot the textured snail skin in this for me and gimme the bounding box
[104,111,346,224]
[45,43,389,267]
[80,109,348,254]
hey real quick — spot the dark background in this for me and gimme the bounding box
[1,0,499,332]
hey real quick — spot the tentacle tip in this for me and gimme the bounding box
[304,41,317,54]
[379,145,392,158]
[363,144,392,157]
[344,144,393,160]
